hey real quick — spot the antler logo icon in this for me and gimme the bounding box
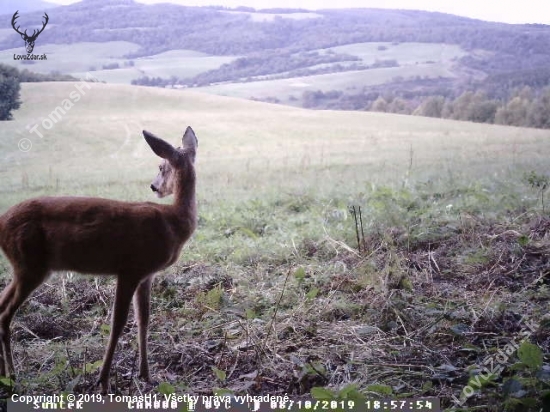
[11,11,49,54]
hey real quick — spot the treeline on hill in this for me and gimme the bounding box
[295,66,550,108]
[177,48,398,86]
[322,86,550,129]
[130,62,550,129]
[0,64,77,120]
[291,65,550,129]
[3,1,548,127]
[182,50,361,85]
[1,1,550,73]
[131,49,399,87]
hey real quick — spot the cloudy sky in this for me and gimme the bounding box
[48,0,550,25]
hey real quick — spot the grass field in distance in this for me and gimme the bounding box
[197,42,466,103]
[1,40,467,98]
[0,42,238,84]
[1,82,548,209]
[0,82,549,408]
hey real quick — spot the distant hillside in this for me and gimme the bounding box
[0,0,549,125]
[1,0,549,71]
[0,0,56,16]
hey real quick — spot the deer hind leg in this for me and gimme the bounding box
[97,276,141,394]
[0,268,49,377]
[133,276,153,381]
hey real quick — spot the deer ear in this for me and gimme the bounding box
[182,126,198,151]
[143,130,178,162]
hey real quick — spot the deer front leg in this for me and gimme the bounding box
[0,280,17,377]
[133,276,153,381]
[0,269,49,378]
[97,276,140,394]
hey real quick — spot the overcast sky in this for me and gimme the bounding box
[48,0,550,25]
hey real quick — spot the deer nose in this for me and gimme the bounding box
[150,184,157,192]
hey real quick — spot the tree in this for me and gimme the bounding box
[371,96,388,112]
[469,99,498,123]
[0,64,21,121]
[387,97,411,114]
[302,90,325,108]
[495,96,530,127]
[449,91,498,124]
[414,96,445,118]
[450,91,475,120]
[527,88,550,129]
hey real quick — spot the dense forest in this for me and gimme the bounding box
[291,68,550,129]
[373,87,550,129]
[1,0,549,72]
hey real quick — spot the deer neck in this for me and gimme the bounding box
[171,165,197,227]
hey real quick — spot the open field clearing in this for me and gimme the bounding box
[0,83,549,410]
[78,50,238,84]
[0,41,141,73]
[222,10,324,21]
[0,43,237,84]
[326,42,467,66]
[197,42,467,104]
[198,64,456,103]
[1,83,548,207]
[0,28,12,43]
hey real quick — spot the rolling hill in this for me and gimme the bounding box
[1,81,549,211]
[0,0,549,113]
[0,82,549,409]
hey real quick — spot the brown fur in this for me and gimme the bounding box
[0,126,198,393]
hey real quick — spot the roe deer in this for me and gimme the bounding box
[0,126,198,393]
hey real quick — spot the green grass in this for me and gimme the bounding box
[0,83,549,409]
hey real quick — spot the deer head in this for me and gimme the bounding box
[147,126,198,198]
[11,11,49,54]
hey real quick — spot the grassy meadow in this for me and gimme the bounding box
[327,42,466,66]
[0,82,549,410]
[1,41,141,74]
[0,40,466,98]
[0,43,238,84]
[197,42,465,104]
[198,63,455,104]
[222,10,324,21]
